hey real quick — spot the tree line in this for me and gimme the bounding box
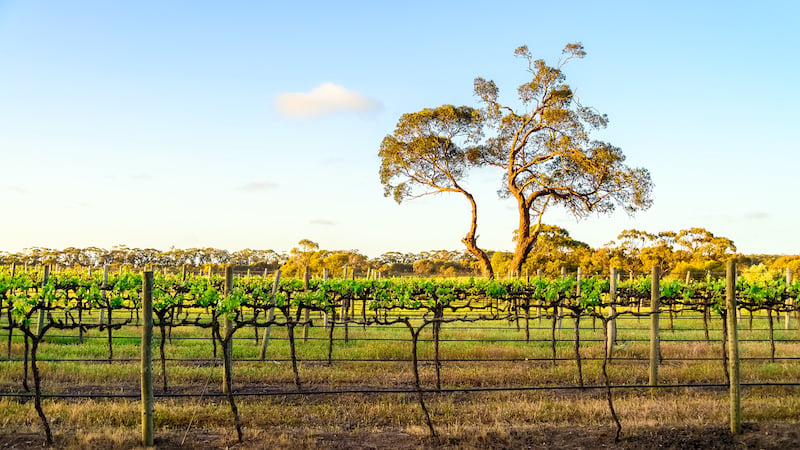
[3,226,798,280]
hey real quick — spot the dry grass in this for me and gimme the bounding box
[0,312,799,447]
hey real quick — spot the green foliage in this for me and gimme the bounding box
[739,263,782,284]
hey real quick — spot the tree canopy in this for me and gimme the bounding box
[378,43,652,278]
[379,105,493,278]
[472,43,653,273]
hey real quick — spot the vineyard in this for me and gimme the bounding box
[1,265,800,448]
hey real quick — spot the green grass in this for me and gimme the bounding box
[0,310,798,447]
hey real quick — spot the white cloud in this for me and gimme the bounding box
[238,181,278,191]
[310,219,336,226]
[5,185,26,194]
[743,212,769,220]
[276,83,380,118]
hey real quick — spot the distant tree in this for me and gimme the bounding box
[472,43,653,274]
[518,225,591,277]
[412,259,436,275]
[379,105,494,278]
[322,253,349,275]
[674,227,736,263]
[582,247,613,275]
[489,252,514,277]
[770,255,800,276]
[283,239,320,276]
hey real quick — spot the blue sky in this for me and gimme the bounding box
[1,1,798,257]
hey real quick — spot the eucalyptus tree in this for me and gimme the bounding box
[473,43,653,273]
[379,105,493,278]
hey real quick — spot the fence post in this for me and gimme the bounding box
[785,267,792,330]
[303,266,310,342]
[535,269,543,322]
[259,270,281,359]
[222,266,234,394]
[649,265,660,388]
[36,266,50,336]
[727,260,741,434]
[99,265,109,324]
[607,267,618,357]
[141,271,154,447]
[558,267,566,330]
[322,268,330,329]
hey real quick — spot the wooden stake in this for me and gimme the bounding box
[558,267,566,330]
[785,267,792,330]
[607,267,618,357]
[322,268,330,329]
[303,266,310,341]
[141,271,154,447]
[36,266,50,336]
[649,265,660,388]
[222,266,233,393]
[726,260,741,434]
[259,270,281,359]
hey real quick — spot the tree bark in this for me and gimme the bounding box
[508,198,540,274]
[460,191,493,278]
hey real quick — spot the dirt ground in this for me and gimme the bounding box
[1,422,798,449]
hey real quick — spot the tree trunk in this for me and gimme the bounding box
[460,191,493,278]
[509,200,539,274]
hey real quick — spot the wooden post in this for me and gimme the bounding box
[342,266,348,280]
[36,266,50,336]
[303,266,310,342]
[322,268,330,329]
[607,267,618,357]
[558,267,566,330]
[649,265,660,388]
[536,269,543,322]
[259,270,281,359]
[100,265,109,324]
[141,271,154,447]
[785,267,792,330]
[222,266,234,394]
[727,260,741,434]
[176,265,186,316]
[576,267,582,296]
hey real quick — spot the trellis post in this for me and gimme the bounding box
[649,265,660,389]
[141,271,154,446]
[727,260,741,434]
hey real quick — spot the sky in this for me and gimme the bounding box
[1,1,798,257]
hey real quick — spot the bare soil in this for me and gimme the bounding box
[1,422,798,449]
